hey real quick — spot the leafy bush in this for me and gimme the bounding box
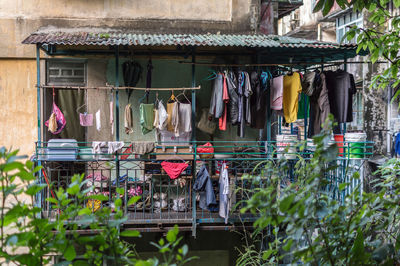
[0,147,195,266]
[238,121,400,265]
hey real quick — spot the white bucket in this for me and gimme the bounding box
[276,135,298,159]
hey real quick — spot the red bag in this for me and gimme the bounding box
[197,142,214,154]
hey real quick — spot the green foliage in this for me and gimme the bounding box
[237,118,400,265]
[0,147,196,266]
[314,0,400,99]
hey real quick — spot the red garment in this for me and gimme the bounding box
[161,161,188,179]
[219,74,229,131]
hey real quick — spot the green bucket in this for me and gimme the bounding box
[345,133,367,158]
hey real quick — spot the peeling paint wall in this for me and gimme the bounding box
[0,60,37,156]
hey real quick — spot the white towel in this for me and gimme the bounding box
[108,141,124,154]
[96,109,101,132]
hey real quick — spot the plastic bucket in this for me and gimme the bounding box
[345,133,367,158]
[276,135,297,159]
[334,134,344,157]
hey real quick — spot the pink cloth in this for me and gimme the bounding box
[161,161,188,179]
[86,172,108,181]
[79,113,93,126]
[219,74,229,131]
[270,76,283,110]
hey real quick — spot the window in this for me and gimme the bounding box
[336,11,363,44]
[349,88,364,130]
[46,60,87,86]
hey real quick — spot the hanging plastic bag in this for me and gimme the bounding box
[197,108,216,135]
[197,142,214,159]
[45,88,66,134]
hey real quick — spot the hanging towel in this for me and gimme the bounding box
[140,103,155,135]
[92,141,107,159]
[95,109,101,132]
[282,73,302,123]
[110,101,114,135]
[270,76,284,110]
[108,141,124,154]
[157,100,168,130]
[171,102,180,136]
[80,113,93,127]
[178,103,192,134]
[161,161,188,179]
[124,104,133,134]
[166,102,175,132]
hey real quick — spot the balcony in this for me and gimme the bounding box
[34,138,373,235]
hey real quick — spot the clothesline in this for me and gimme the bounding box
[178,61,387,67]
[39,85,201,91]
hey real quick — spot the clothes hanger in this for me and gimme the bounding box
[168,90,177,103]
[76,89,88,113]
[176,90,191,104]
[138,89,150,103]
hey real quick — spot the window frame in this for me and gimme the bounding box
[45,59,87,86]
[336,11,363,44]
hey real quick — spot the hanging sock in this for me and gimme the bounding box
[95,109,101,132]
[124,104,133,134]
[161,161,188,179]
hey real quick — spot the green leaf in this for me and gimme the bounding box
[166,225,179,243]
[87,194,109,201]
[279,194,295,212]
[46,197,59,205]
[25,184,46,196]
[67,184,80,195]
[3,161,24,172]
[313,0,325,13]
[19,170,35,181]
[127,196,141,206]
[115,198,122,207]
[116,187,124,195]
[181,244,188,256]
[322,0,334,16]
[64,244,76,261]
[120,230,140,237]
[262,249,275,260]
[78,208,92,216]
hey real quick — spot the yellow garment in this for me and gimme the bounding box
[283,72,302,123]
[48,113,57,133]
[166,102,175,132]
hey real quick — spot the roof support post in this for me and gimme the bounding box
[36,43,43,213]
[114,46,121,220]
[191,47,197,238]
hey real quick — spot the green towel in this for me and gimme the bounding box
[140,103,154,135]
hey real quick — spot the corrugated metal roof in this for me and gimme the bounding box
[22,28,356,50]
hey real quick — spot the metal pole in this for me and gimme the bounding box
[343,56,347,135]
[191,48,197,237]
[115,46,121,218]
[36,44,42,212]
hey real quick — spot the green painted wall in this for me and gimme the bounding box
[106,58,260,149]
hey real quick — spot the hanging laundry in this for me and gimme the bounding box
[209,73,224,118]
[108,141,124,154]
[270,75,283,111]
[243,72,253,125]
[79,113,93,127]
[122,60,142,101]
[282,72,302,123]
[325,69,357,123]
[153,105,159,129]
[219,162,230,224]
[139,103,155,135]
[124,104,133,134]
[226,71,239,125]
[92,141,107,159]
[166,102,175,132]
[171,102,180,136]
[193,164,217,210]
[95,109,101,132]
[110,99,114,135]
[237,71,245,137]
[250,71,267,129]
[156,100,168,130]
[395,133,400,156]
[219,73,229,131]
[178,103,192,134]
[161,161,188,179]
